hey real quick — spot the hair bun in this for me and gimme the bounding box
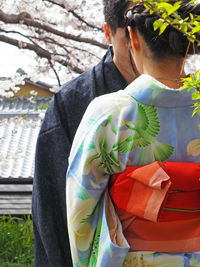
[126,1,200,58]
[168,31,184,56]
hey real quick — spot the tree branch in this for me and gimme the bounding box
[141,0,200,44]
[0,10,107,49]
[48,59,61,86]
[0,28,101,62]
[42,0,103,32]
[0,28,45,50]
[0,34,84,74]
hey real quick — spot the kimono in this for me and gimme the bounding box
[66,74,200,267]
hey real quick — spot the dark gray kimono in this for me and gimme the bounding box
[32,47,127,267]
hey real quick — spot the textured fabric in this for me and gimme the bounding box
[122,251,200,267]
[66,74,200,266]
[32,47,128,267]
[110,162,171,222]
[109,162,200,252]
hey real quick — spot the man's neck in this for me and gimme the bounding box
[113,55,138,84]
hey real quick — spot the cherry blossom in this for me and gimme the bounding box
[0,0,106,87]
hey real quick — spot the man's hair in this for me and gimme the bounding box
[103,0,131,34]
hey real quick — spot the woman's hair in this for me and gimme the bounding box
[125,0,200,59]
[103,0,132,34]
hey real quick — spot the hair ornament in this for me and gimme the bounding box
[124,7,137,27]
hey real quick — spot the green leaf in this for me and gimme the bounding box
[159,22,168,35]
[193,69,200,80]
[153,19,163,31]
[192,90,200,100]
[167,2,181,16]
[149,9,154,15]
[191,25,200,34]
[189,0,197,4]
[156,2,180,18]
[157,2,172,10]
[193,21,200,26]
[192,104,200,116]
[181,23,188,33]
[144,3,150,11]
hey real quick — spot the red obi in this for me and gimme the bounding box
[109,162,200,252]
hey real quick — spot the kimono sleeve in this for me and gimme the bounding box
[66,98,129,267]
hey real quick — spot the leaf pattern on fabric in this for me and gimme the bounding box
[151,141,174,161]
[79,257,90,266]
[83,99,174,174]
[88,218,102,267]
[187,124,200,157]
[116,100,174,162]
[81,201,100,224]
[117,101,160,153]
[67,179,97,260]
[77,186,92,201]
[83,123,121,176]
[73,261,82,267]
[187,139,200,156]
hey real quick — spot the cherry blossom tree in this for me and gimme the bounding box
[0,0,106,87]
[0,0,200,98]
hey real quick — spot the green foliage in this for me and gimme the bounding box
[0,261,33,267]
[36,100,50,111]
[0,215,34,265]
[131,0,200,42]
[181,70,200,116]
[153,19,168,35]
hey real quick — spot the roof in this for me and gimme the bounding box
[25,78,52,92]
[0,96,51,215]
[16,68,53,90]
[0,97,50,181]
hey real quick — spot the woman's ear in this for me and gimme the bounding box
[128,27,140,51]
[104,23,112,44]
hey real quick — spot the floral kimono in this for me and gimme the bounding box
[66,74,200,267]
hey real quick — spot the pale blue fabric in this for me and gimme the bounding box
[66,74,200,267]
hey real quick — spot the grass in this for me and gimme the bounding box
[0,215,34,266]
[0,262,33,267]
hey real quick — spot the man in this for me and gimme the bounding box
[32,0,137,266]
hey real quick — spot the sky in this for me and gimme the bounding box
[0,42,58,85]
[1,42,34,77]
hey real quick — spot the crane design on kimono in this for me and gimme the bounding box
[115,100,174,163]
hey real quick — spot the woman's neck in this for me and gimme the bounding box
[142,56,187,89]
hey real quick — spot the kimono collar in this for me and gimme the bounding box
[125,74,194,108]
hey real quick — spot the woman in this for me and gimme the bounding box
[66,1,200,266]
